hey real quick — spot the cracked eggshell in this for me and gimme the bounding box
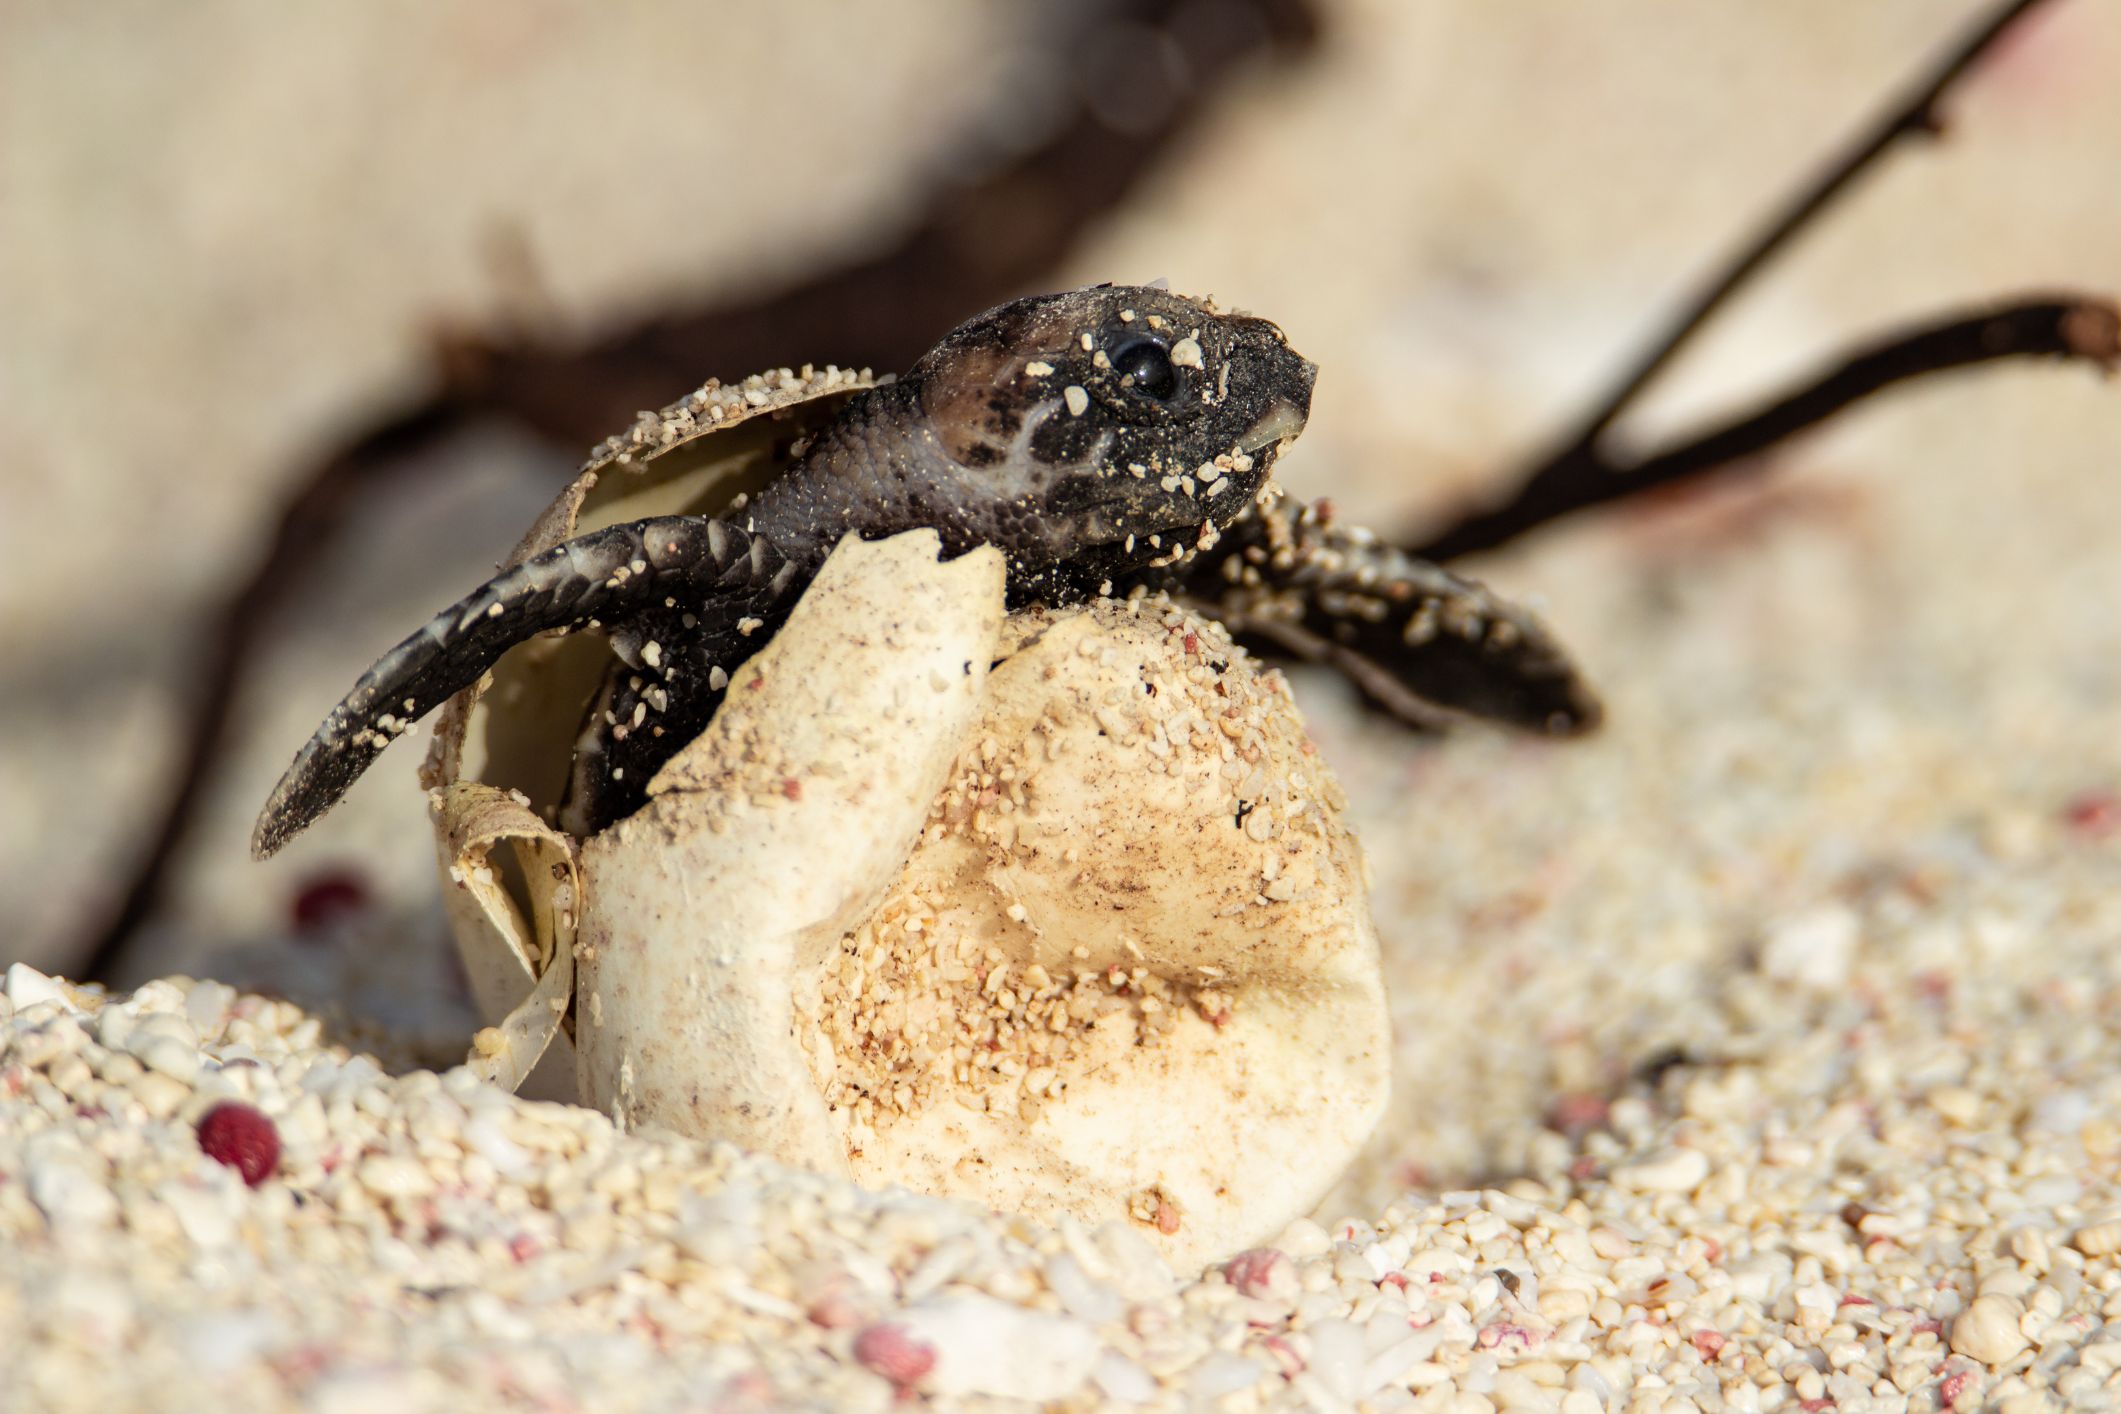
[421,365,878,1098]
[421,367,1387,1267]
[802,600,1390,1268]
[573,531,1008,1171]
[431,781,577,1095]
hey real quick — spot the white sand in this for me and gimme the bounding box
[5,4,2120,1410]
[8,371,2121,1406]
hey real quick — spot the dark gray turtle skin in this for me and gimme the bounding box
[253,284,1598,858]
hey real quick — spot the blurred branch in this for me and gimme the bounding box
[1414,296,2120,562]
[76,409,473,982]
[1420,0,2059,559]
[74,0,1323,982]
[466,0,1322,445]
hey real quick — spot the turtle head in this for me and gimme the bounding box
[908,284,1315,585]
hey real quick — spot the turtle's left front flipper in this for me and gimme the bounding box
[252,516,795,859]
[1169,497,1601,735]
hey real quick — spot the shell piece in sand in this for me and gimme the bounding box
[420,364,877,1095]
[430,781,578,1097]
[431,527,1389,1268]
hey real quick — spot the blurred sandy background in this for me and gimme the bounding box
[3,1,2117,1182]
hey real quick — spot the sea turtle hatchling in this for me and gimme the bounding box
[252,284,1600,856]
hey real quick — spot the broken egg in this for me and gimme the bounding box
[420,374,1388,1267]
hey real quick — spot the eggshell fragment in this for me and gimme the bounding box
[431,781,578,1098]
[797,598,1389,1267]
[422,365,879,1098]
[574,531,1007,1171]
[429,513,1389,1266]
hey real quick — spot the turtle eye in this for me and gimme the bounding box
[1111,338,1178,401]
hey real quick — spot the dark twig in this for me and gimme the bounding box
[73,0,1321,982]
[1414,296,2119,562]
[1417,0,2058,562]
[459,0,1324,449]
[1557,0,2048,453]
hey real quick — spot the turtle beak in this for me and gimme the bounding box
[1237,350,1316,454]
[1238,396,1309,454]
[1223,315,1316,454]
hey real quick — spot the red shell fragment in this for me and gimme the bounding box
[853,1322,936,1388]
[196,1101,282,1187]
[289,868,372,935]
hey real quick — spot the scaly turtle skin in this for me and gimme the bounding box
[253,285,1597,857]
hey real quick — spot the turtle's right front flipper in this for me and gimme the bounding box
[252,516,795,859]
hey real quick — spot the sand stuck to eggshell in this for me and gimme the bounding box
[555,531,1387,1269]
[571,531,1011,1178]
[797,591,1388,1269]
